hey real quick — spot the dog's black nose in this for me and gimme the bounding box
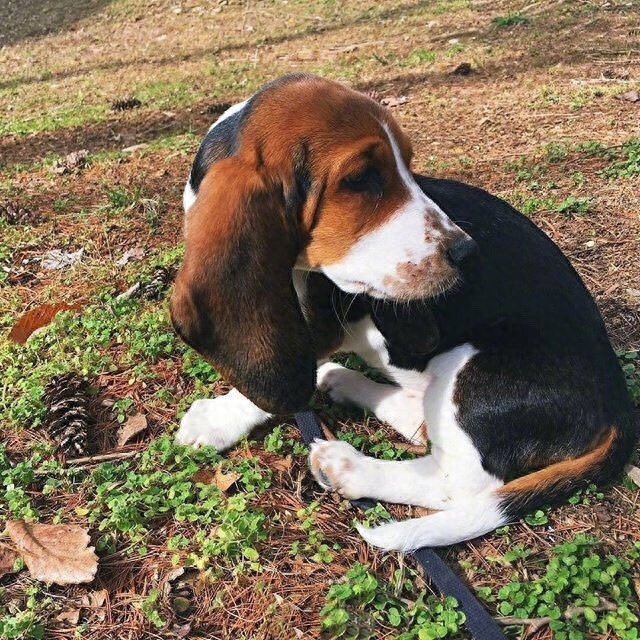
[446,236,478,267]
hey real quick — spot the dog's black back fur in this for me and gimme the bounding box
[309,175,636,510]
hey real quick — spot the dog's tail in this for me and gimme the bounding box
[357,425,631,551]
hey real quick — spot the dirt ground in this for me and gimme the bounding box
[1,1,639,639]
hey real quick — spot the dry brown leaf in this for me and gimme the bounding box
[172,623,192,638]
[116,413,148,447]
[615,90,640,103]
[165,566,185,583]
[191,467,217,485]
[8,302,82,343]
[51,149,89,174]
[40,248,84,270]
[271,456,293,473]
[0,544,19,578]
[115,246,145,266]
[6,520,98,585]
[81,588,108,609]
[191,466,240,492]
[625,464,640,487]
[216,469,241,492]
[55,608,81,625]
[380,95,408,107]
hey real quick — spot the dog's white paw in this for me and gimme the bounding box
[175,391,269,450]
[316,362,365,404]
[309,439,369,499]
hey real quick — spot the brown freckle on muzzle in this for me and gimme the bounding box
[382,227,469,300]
[382,253,459,300]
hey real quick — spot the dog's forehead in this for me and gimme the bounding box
[243,77,401,153]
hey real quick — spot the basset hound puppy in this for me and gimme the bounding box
[170,73,636,551]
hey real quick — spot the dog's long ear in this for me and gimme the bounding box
[170,156,315,414]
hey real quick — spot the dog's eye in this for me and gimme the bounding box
[341,166,383,196]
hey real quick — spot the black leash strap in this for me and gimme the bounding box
[294,409,507,640]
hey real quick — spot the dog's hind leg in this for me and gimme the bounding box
[311,344,501,506]
[310,343,507,548]
[316,362,427,444]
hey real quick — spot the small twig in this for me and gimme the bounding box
[321,422,336,441]
[497,614,550,635]
[498,599,619,636]
[395,442,428,455]
[65,450,139,466]
[570,78,638,84]
[432,28,480,42]
[564,599,617,618]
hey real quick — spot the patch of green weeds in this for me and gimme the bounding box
[0,295,179,429]
[517,195,556,215]
[0,104,107,136]
[331,352,389,384]
[336,428,416,461]
[321,563,466,639]
[290,501,339,564]
[504,158,542,183]
[430,0,471,15]
[0,584,48,639]
[143,198,162,230]
[138,589,166,629]
[105,183,145,211]
[401,49,437,67]
[569,88,604,110]
[205,60,263,95]
[574,138,640,179]
[524,509,549,526]
[490,536,639,639]
[486,543,533,568]
[52,195,80,213]
[555,196,592,216]
[508,193,592,216]
[568,483,605,506]
[263,425,308,456]
[88,435,271,570]
[575,140,614,158]
[358,503,392,528]
[181,350,220,384]
[1,445,41,520]
[536,85,561,106]
[134,80,200,110]
[102,181,164,230]
[544,142,568,163]
[445,43,465,57]
[618,350,640,404]
[112,397,135,424]
[150,245,185,271]
[146,132,200,154]
[492,14,527,28]
[0,443,80,519]
[571,171,586,187]
[423,155,453,175]
[601,139,640,179]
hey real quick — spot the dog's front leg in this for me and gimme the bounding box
[316,362,427,444]
[175,389,272,451]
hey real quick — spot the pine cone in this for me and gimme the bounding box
[206,101,232,116]
[43,373,91,457]
[138,266,176,300]
[1,201,37,225]
[110,97,142,111]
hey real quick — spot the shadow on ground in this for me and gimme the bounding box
[0,0,113,47]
